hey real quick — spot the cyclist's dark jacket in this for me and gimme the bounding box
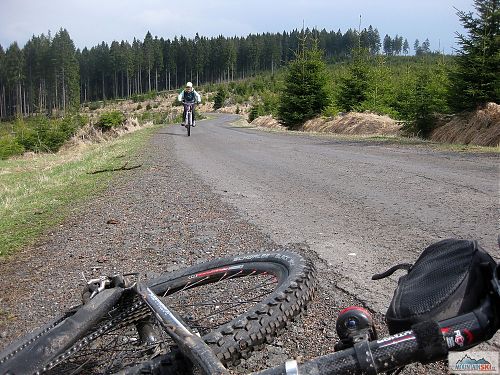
[178,89,201,103]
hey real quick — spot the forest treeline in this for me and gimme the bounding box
[0,26,423,119]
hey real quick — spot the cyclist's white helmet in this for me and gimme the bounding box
[186,82,193,88]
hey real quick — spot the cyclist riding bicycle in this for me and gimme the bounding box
[178,82,201,126]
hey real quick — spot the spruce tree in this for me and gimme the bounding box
[213,87,227,110]
[336,48,370,112]
[403,39,410,55]
[277,39,329,129]
[383,35,393,55]
[448,0,499,111]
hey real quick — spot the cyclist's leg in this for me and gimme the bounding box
[182,107,187,125]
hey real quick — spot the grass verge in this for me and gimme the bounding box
[0,125,160,258]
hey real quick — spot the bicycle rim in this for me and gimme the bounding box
[1,251,316,374]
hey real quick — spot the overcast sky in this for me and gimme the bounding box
[1,0,474,54]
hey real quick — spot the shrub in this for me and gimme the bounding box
[42,128,67,152]
[97,111,125,130]
[14,119,43,152]
[3,115,86,155]
[88,102,101,111]
[248,104,262,122]
[260,90,279,116]
[0,135,24,159]
[213,88,227,110]
[132,91,157,103]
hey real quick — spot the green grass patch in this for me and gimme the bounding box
[0,125,160,257]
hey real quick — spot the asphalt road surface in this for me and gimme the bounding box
[171,114,499,314]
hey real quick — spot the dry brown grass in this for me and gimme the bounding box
[301,112,401,136]
[430,103,500,147]
[243,105,499,148]
[250,115,287,130]
[249,112,401,136]
[61,117,149,151]
[215,103,252,117]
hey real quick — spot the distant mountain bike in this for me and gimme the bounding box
[182,100,196,136]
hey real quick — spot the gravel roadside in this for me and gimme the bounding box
[0,125,446,373]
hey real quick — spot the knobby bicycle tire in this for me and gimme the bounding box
[187,112,191,136]
[0,251,316,374]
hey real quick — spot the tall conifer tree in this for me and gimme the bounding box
[449,0,499,110]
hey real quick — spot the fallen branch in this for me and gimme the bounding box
[88,162,142,174]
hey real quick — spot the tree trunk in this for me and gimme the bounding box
[137,70,140,94]
[126,70,130,97]
[0,85,3,119]
[54,68,58,112]
[139,66,142,93]
[23,86,27,117]
[39,81,43,113]
[148,66,151,92]
[114,70,117,98]
[154,69,157,91]
[62,67,66,113]
[17,82,22,117]
[102,71,106,100]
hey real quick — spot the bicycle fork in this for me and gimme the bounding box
[134,282,228,375]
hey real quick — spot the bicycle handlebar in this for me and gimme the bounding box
[253,297,498,375]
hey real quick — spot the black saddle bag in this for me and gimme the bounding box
[374,239,497,334]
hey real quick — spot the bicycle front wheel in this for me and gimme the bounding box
[0,251,316,374]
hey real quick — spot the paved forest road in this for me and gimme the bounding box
[174,114,499,313]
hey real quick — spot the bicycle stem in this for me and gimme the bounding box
[134,282,229,375]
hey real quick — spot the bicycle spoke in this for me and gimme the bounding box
[160,273,279,333]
